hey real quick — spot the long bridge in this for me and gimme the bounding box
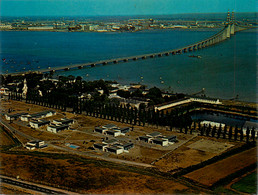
[11,12,254,75]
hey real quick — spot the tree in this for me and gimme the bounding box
[217,124,222,139]
[206,124,211,137]
[200,126,204,136]
[239,127,244,141]
[246,127,250,143]
[223,125,227,139]
[234,126,238,141]
[251,127,256,142]
[184,126,188,134]
[211,126,216,137]
[228,126,233,140]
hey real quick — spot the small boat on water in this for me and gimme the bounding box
[189,55,202,59]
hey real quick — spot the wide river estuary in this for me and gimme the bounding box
[1,29,257,102]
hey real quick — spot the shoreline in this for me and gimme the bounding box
[0,27,223,33]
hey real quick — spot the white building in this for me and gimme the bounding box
[0,24,12,29]
[89,25,99,31]
[155,97,222,111]
[21,110,56,121]
[29,120,50,129]
[5,112,28,121]
[104,129,121,137]
[28,26,54,30]
[105,146,124,154]
[25,140,47,150]
[47,124,69,133]
[52,118,74,125]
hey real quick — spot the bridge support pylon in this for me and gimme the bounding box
[230,24,235,35]
[226,25,231,38]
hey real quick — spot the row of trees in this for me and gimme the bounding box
[195,122,256,143]
[9,91,192,129]
[8,91,257,143]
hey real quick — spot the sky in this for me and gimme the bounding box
[0,0,257,17]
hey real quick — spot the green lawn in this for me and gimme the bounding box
[231,172,257,194]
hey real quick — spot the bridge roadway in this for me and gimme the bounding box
[14,24,252,75]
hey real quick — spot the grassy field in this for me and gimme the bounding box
[184,148,257,187]
[231,172,257,194]
[0,127,16,147]
[0,152,198,194]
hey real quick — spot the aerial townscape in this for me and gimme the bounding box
[0,0,257,194]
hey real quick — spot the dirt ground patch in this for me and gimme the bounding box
[154,137,240,173]
[184,147,257,187]
[0,153,196,194]
[112,145,167,164]
[187,139,234,154]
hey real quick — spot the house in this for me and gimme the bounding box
[29,120,50,129]
[102,124,117,129]
[138,133,176,146]
[47,124,69,133]
[93,143,108,151]
[5,112,28,121]
[163,135,177,143]
[25,140,47,150]
[94,127,108,134]
[119,127,130,134]
[105,146,124,154]
[122,143,134,150]
[138,136,152,143]
[147,132,161,138]
[20,114,32,122]
[25,145,36,150]
[150,138,169,146]
[105,130,121,137]
[21,110,56,122]
[112,128,128,136]
[52,118,74,125]
[102,139,118,145]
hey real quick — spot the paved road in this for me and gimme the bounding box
[0,176,66,194]
[0,117,34,142]
[50,144,153,168]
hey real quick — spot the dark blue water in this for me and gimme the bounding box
[1,29,257,102]
[192,112,246,127]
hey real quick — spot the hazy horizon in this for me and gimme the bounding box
[1,0,256,17]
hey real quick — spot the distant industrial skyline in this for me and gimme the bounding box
[0,0,256,17]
